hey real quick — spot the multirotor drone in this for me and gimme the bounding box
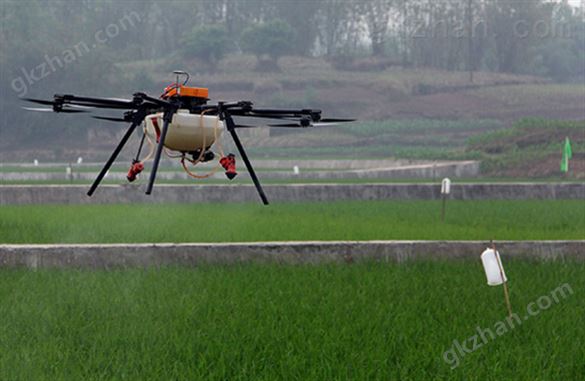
[23,70,353,205]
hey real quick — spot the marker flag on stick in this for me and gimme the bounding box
[561,137,572,173]
[481,248,507,286]
[481,246,513,318]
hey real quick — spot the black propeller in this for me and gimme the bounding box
[23,97,57,106]
[267,123,307,127]
[92,116,128,122]
[23,95,141,110]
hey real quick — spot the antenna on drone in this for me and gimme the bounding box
[172,70,189,87]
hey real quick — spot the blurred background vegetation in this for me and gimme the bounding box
[0,0,583,175]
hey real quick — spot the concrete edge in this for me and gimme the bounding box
[1,241,583,269]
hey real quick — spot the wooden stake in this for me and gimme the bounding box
[492,241,512,318]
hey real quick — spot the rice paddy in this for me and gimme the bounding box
[0,200,583,243]
[0,261,583,380]
[1,197,582,380]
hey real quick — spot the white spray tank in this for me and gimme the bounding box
[481,248,507,286]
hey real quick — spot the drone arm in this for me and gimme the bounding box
[58,94,137,109]
[223,110,269,205]
[229,108,321,121]
[87,107,147,196]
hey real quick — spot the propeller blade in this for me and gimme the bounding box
[22,106,87,113]
[319,118,355,123]
[59,95,135,107]
[61,101,134,110]
[235,123,312,128]
[68,104,94,109]
[312,122,341,127]
[22,98,54,106]
[267,123,304,127]
[101,97,133,103]
[264,122,344,128]
[23,96,127,110]
[56,108,89,113]
[22,107,54,112]
[92,116,128,122]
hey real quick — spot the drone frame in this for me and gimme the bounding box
[23,73,354,205]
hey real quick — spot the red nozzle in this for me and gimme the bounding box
[219,154,237,180]
[127,161,144,182]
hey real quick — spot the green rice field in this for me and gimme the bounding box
[0,261,583,380]
[0,200,583,243]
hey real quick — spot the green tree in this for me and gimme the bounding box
[241,20,295,71]
[182,25,230,68]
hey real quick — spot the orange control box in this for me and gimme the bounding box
[166,86,209,99]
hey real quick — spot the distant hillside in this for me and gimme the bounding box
[468,118,585,178]
[2,57,584,164]
[119,56,585,122]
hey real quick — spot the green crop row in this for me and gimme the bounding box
[1,200,583,243]
[0,261,583,380]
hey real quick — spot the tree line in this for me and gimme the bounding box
[1,0,583,80]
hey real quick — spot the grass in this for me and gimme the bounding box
[249,118,505,160]
[465,83,585,107]
[467,118,585,175]
[0,261,583,380]
[250,145,479,160]
[0,200,583,244]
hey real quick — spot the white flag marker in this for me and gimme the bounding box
[481,248,507,286]
[481,243,512,318]
[440,178,451,222]
[441,178,451,195]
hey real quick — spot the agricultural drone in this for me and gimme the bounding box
[23,70,353,205]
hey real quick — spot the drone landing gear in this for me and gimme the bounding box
[220,106,269,205]
[87,106,148,196]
